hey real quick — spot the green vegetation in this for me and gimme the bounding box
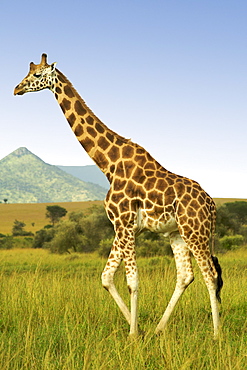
[216,201,247,251]
[0,200,246,367]
[46,205,68,226]
[35,205,114,254]
[29,200,247,256]
[1,200,247,256]
[0,147,107,203]
[0,248,245,369]
[0,200,103,234]
[12,219,34,237]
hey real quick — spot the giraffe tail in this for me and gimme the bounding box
[211,256,223,303]
[210,200,223,303]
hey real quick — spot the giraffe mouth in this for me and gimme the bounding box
[14,85,25,95]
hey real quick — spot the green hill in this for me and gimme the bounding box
[0,147,107,203]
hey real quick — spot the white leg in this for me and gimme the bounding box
[194,254,220,338]
[209,289,220,339]
[101,232,139,336]
[155,232,194,334]
[124,250,138,336]
[101,238,131,324]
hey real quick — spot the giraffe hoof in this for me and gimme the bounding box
[128,332,139,341]
[155,327,164,336]
[128,327,145,340]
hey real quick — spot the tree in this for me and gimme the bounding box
[216,201,247,238]
[68,206,114,252]
[216,205,239,237]
[32,228,55,249]
[47,220,86,254]
[12,220,26,236]
[224,201,247,224]
[46,205,67,226]
[12,220,33,236]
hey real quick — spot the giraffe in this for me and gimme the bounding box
[14,53,223,338]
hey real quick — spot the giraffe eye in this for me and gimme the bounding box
[33,73,41,78]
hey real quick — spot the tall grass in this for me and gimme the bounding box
[0,248,246,369]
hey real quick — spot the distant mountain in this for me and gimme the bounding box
[0,147,107,203]
[57,165,109,190]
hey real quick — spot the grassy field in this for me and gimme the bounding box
[0,198,246,235]
[0,248,246,369]
[0,201,103,234]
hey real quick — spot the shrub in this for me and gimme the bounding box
[0,236,14,249]
[239,225,247,242]
[32,228,55,249]
[13,237,33,249]
[219,234,244,251]
[47,220,87,254]
[98,238,114,258]
[136,232,172,257]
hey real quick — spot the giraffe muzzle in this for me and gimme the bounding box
[14,85,26,95]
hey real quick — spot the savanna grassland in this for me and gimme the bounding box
[0,201,103,234]
[1,198,246,235]
[0,248,246,369]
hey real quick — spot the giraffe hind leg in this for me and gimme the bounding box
[155,232,194,334]
[212,255,223,303]
[193,252,222,338]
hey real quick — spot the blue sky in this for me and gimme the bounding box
[1,0,247,198]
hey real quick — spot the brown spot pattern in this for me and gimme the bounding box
[60,98,71,113]
[98,136,110,150]
[67,113,76,127]
[50,70,221,336]
[81,137,94,152]
[74,100,87,116]
[74,124,83,136]
[54,75,216,282]
[108,145,120,162]
[64,85,75,98]
[87,126,97,138]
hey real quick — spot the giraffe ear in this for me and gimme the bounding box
[51,62,57,72]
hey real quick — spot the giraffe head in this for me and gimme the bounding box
[14,53,56,95]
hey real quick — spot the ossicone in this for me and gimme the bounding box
[41,53,48,65]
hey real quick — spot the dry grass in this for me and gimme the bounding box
[214,197,247,206]
[0,200,103,234]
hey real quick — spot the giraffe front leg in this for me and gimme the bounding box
[101,240,131,325]
[101,231,139,337]
[123,248,139,337]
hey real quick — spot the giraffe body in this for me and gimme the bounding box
[14,54,223,338]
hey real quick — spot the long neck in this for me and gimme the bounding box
[53,69,132,176]
[53,69,164,183]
